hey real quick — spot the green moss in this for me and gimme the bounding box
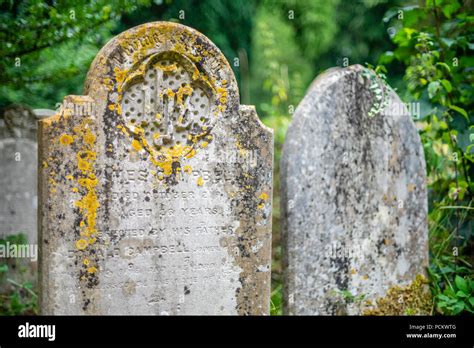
[363,274,433,315]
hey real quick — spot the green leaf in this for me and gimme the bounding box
[455,276,469,293]
[0,264,8,273]
[452,302,465,315]
[379,51,394,65]
[428,81,441,99]
[440,79,452,93]
[442,2,461,18]
[455,291,468,298]
[436,62,451,73]
[448,105,469,121]
[438,294,452,302]
[441,37,455,47]
[469,297,474,307]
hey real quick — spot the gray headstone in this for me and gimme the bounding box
[0,105,46,293]
[281,65,428,315]
[39,22,273,315]
[0,138,37,244]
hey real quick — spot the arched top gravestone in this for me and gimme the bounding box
[281,65,429,315]
[39,22,273,315]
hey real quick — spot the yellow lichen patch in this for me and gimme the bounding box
[197,177,204,186]
[184,148,196,159]
[103,77,114,91]
[108,104,116,111]
[75,185,99,233]
[217,86,228,104]
[183,165,192,174]
[59,134,74,146]
[154,144,193,176]
[117,124,129,136]
[131,139,143,151]
[257,203,265,210]
[176,84,193,104]
[76,239,88,250]
[76,150,96,174]
[71,119,100,278]
[259,192,269,201]
[201,141,209,148]
[87,266,98,274]
[156,62,178,72]
[165,88,175,98]
[114,66,129,85]
[236,139,247,157]
[42,161,48,168]
[77,157,91,172]
[66,175,74,180]
[363,275,432,315]
[191,66,202,80]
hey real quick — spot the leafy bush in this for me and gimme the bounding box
[0,234,38,315]
[380,0,473,315]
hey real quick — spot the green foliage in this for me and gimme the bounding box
[250,2,311,116]
[0,0,153,108]
[270,284,282,315]
[0,234,38,315]
[361,65,390,118]
[380,0,473,315]
[266,0,340,62]
[430,259,474,314]
[316,0,401,71]
[117,0,257,101]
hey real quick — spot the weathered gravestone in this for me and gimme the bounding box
[281,65,429,315]
[0,106,54,293]
[39,22,273,315]
[0,105,39,245]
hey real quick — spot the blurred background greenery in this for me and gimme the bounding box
[0,0,472,315]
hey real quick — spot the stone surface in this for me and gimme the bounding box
[0,105,47,292]
[39,22,273,315]
[0,138,37,244]
[281,65,428,315]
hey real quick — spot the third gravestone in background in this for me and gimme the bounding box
[0,105,39,245]
[281,65,428,315]
[0,105,42,294]
[39,22,273,315]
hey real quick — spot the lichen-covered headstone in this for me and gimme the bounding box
[281,65,428,315]
[39,22,273,315]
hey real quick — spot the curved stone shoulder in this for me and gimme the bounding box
[239,105,273,138]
